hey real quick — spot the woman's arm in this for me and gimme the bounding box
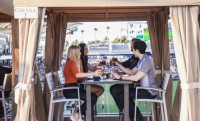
[87,63,97,71]
[76,70,102,78]
[76,71,95,78]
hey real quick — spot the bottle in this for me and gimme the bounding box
[110,59,115,66]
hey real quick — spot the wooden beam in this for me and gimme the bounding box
[51,7,164,14]
[0,14,11,22]
[66,13,147,22]
[45,6,167,22]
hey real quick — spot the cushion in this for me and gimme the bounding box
[45,72,55,90]
[57,70,65,85]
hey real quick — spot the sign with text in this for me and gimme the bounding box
[14,7,38,19]
[127,21,147,40]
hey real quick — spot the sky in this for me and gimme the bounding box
[66,21,133,45]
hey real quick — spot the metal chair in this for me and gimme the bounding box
[46,72,82,121]
[0,73,12,121]
[52,70,65,85]
[134,71,171,121]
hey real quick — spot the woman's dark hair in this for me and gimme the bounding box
[79,43,88,72]
[133,41,147,54]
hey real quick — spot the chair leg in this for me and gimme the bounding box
[78,99,82,120]
[119,113,124,121]
[134,100,138,121]
[2,92,7,121]
[48,102,52,121]
[52,103,55,120]
[160,103,164,121]
[146,102,150,121]
[151,102,155,121]
[48,102,55,121]
[163,101,168,121]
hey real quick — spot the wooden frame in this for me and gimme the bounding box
[46,7,167,22]
[0,12,11,22]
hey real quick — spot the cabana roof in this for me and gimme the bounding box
[0,0,13,16]
[13,0,200,7]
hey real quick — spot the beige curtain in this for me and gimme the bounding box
[15,8,44,121]
[147,9,172,121]
[44,13,67,121]
[170,6,200,121]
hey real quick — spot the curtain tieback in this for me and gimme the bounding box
[181,82,200,90]
[155,70,171,75]
[19,82,32,90]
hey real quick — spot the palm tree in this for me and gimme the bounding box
[106,26,110,42]
[81,30,84,42]
[72,39,79,45]
[94,28,98,43]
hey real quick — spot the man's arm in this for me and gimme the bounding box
[112,71,145,82]
[115,61,134,75]
[121,58,132,68]
[122,71,145,81]
[131,67,138,75]
[125,59,152,81]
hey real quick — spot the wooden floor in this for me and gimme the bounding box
[64,116,120,121]
[0,116,149,121]
[64,115,149,121]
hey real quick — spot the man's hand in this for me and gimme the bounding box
[114,61,120,66]
[112,72,120,79]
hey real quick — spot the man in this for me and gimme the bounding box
[112,41,158,121]
[110,38,140,120]
[115,38,140,69]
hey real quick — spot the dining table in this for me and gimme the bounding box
[82,77,136,121]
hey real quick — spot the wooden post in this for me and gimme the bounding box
[11,18,19,121]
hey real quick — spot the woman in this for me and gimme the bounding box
[79,43,104,97]
[63,45,102,119]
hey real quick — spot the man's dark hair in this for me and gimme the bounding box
[131,38,141,43]
[133,41,147,54]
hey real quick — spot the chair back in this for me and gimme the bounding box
[57,70,65,85]
[160,72,170,90]
[46,72,55,90]
[3,73,12,91]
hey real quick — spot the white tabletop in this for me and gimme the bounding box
[83,78,135,85]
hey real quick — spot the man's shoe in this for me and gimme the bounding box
[138,114,144,121]
[131,114,144,121]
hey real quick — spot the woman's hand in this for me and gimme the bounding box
[112,72,120,79]
[94,70,102,77]
[93,66,97,71]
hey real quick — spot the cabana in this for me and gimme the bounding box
[0,0,200,121]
